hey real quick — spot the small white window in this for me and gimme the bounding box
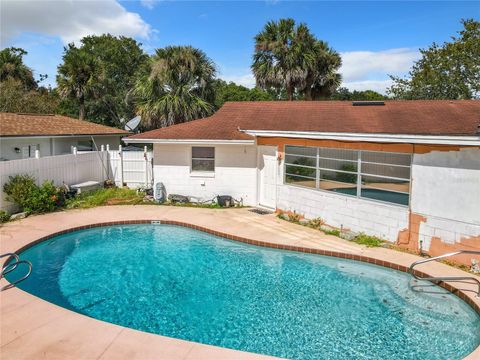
[191,147,215,172]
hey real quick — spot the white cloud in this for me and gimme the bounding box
[220,73,256,88]
[1,0,151,45]
[140,0,156,10]
[342,80,395,95]
[340,48,419,82]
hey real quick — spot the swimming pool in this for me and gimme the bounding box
[7,224,479,359]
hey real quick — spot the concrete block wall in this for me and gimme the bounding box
[276,184,409,242]
[153,144,258,205]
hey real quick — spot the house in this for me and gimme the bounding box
[0,112,129,160]
[124,100,480,260]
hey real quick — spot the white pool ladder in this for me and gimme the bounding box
[0,253,32,291]
[408,250,480,298]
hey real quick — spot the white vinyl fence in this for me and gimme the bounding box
[0,146,153,212]
[0,151,107,212]
[108,146,153,188]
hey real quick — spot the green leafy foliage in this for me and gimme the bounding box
[0,47,37,89]
[3,175,61,214]
[330,87,387,101]
[0,78,59,113]
[0,210,11,223]
[337,163,357,183]
[354,233,384,247]
[323,229,341,236]
[57,35,148,124]
[213,80,273,108]
[252,18,341,100]
[307,217,325,230]
[388,19,480,99]
[133,46,216,129]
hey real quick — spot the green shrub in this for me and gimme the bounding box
[337,163,357,183]
[0,210,10,223]
[3,175,61,214]
[324,229,341,236]
[288,212,302,223]
[24,181,60,214]
[354,233,384,247]
[3,174,37,210]
[307,217,325,230]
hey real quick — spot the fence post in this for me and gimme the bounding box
[105,144,110,180]
[72,146,78,183]
[144,146,149,187]
[35,149,40,185]
[119,145,124,187]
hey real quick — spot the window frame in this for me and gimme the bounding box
[284,145,412,207]
[191,146,215,174]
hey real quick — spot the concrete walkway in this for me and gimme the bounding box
[1,206,479,359]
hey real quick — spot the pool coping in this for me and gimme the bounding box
[2,216,480,359]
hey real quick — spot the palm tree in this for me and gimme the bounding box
[57,44,97,120]
[133,46,216,129]
[0,47,37,90]
[252,18,316,101]
[252,19,342,101]
[302,41,342,100]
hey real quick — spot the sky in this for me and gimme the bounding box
[1,0,478,94]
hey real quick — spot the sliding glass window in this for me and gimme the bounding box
[284,145,411,206]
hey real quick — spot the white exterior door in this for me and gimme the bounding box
[258,146,277,208]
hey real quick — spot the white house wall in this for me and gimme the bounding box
[276,147,480,248]
[410,147,480,251]
[153,144,257,205]
[0,136,122,160]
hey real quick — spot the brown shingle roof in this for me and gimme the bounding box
[0,113,129,137]
[127,100,480,141]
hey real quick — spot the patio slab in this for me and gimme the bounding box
[1,205,479,359]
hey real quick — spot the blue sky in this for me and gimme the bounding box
[1,1,478,93]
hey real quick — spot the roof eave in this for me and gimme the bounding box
[241,130,480,146]
[123,138,255,145]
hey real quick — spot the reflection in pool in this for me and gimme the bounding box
[332,187,409,206]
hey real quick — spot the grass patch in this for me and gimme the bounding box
[323,229,341,236]
[353,233,384,247]
[65,188,144,209]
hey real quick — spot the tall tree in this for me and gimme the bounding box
[0,47,37,90]
[252,18,341,100]
[213,80,274,108]
[252,18,315,101]
[133,46,216,129]
[388,19,480,99]
[57,44,97,120]
[303,40,342,100]
[330,87,387,101]
[80,35,148,126]
[56,35,148,125]
[0,78,59,113]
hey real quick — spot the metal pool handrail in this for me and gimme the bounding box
[1,253,32,291]
[408,250,480,298]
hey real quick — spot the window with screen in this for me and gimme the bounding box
[284,145,411,206]
[191,147,215,172]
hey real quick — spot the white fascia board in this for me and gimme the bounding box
[123,138,255,145]
[241,130,480,146]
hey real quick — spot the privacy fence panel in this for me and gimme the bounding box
[0,152,107,212]
[108,150,153,188]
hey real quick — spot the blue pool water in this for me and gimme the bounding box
[8,225,479,359]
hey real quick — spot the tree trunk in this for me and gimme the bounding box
[79,102,85,120]
[286,84,294,101]
[79,93,85,120]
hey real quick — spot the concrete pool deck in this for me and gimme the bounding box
[1,205,479,360]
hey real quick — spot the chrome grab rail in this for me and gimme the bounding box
[1,253,32,291]
[408,250,480,297]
